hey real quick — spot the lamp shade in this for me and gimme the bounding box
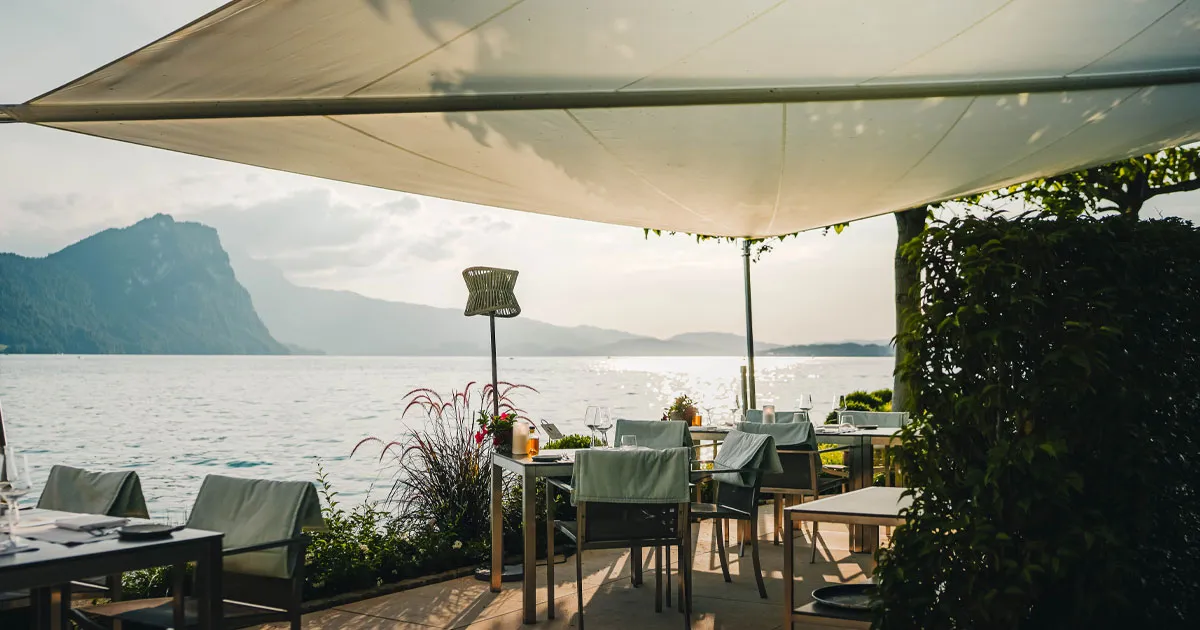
[463,267,521,318]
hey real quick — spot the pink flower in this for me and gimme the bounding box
[474,430,486,445]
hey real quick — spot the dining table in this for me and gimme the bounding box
[0,508,223,630]
[782,486,912,630]
[489,448,739,624]
[812,426,904,551]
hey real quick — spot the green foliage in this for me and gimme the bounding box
[545,434,593,449]
[875,213,1200,628]
[824,389,892,423]
[355,381,534,543]
[663,394,698,421]
[305,465,485,600]
[972,147,1200,218]
[0,214,287,354]
[121,565,180,599]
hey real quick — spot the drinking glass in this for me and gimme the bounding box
[595,408,613,447]
[527,435,541,457]
[0,447,33,543]
[620,435,637,449]
[798,394,813,410]
[583,406,599,447]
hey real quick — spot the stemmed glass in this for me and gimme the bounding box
[0,447,33,549]
[595,408,613,448]
[583,406,599,447]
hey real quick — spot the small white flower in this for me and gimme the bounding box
[453,540,463,550]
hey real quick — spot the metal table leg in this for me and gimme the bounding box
[522,468,537,624]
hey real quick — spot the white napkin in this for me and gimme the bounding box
[55,515,129,531]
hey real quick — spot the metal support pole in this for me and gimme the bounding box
[742,240,757,409]
[0,397,8,482]
[489,314,500,418]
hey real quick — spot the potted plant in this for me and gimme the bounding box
[663,394,699,424]
[476,411,518,455]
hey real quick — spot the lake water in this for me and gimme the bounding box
[0,355,892,513]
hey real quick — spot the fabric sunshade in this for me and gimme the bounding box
[3,0,1199,236]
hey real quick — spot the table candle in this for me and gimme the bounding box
[763,405,776,424]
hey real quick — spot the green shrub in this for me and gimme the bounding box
[305,465,487,600]
[876,214,1200,628]
[825,398,883,422]
[545,434,592,449]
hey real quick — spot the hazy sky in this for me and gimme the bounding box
[2,2,1198,344]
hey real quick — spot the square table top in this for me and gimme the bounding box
[785,486,912,526]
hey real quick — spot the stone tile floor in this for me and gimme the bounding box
[264,506,878,629]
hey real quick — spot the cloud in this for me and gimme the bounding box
[183,188,507,279]
[17,194,81,214]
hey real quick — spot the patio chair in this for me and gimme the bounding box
[690,431,782,599]
[613,419,690,449]
[79,474,325,630]
[0,466,152,612]
[37,465,150,518]
[744,409,809,424]
[737,422,852,557]
[612,419,689,588]
[538,420,565,441]
[547,447,692,630]
[839,411,910,485]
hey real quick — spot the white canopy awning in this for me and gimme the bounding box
[4,0,1199,237]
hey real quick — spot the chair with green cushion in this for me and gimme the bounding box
[611,419,690,588]
[837,411,909,428]
[690,430,782,599]
[613,419,690,450]
[8,466,152,610]
[79,474,325,630]
[37,465,149,518]
[744,409,809,424]
[738,421,852,552]
[547,447,692,629]
[838,411,910,485]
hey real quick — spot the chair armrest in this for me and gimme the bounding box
[817,445,855,454]
[547,478,573,494]
[223,535,307,556]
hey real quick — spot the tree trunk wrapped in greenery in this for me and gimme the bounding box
[875,213,1200,628]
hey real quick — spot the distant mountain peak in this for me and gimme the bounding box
[0,217,286,355]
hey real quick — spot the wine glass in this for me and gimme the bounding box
[595,408,613,448]
[583,406,599,447]
[0,447,33,546]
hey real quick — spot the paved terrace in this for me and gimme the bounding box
[264,505,879,630]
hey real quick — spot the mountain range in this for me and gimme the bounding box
[228,253,785,356]
[0,215,894,357]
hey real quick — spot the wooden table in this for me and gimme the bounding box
[0,509,224,630]
[813,427,903,551]
[782,487,911,630]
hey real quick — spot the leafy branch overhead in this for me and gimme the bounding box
[967,146,1200,217]
[641,223,847,261]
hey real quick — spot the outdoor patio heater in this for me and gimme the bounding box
[463,266,524,583]
[462,266,521,418]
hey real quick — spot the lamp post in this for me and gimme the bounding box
[463,266,522,584]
